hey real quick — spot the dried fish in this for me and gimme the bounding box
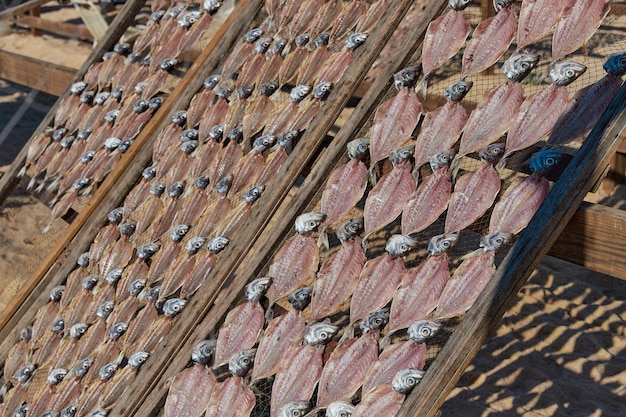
[205,376,255,417]
[517,0,567,49]
[228,348,257,377]
[361,340,426,395]
[164,365,217,417]
[552,0,610,61]
[214,302,265,366]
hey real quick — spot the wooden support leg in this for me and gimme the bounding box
[29,5,42,36]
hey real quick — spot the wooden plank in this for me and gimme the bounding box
[399,80,626,417]
[0,0,255,374]
[549,202,626,280]
[0,0,48,19]
[72,0,109,41]
[126,2,449,416]
[15,14,94,40]
[0,49,76,95]
[0,0,145,206]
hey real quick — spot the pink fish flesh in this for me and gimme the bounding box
[316,331,379,407]
[205,376,256,417]
[369,88,422,165]
[435,251,496,319]
[489,173,550,235]
[445,162,501,234]
[311,239,367,320]
[552,0,610,61]
[164,365,217,417]
[517,0,567,49]
[214,301,265,366]
[251,309,306,382]
[361,340,426,395]
[388,254,450,334]
[352,384,405,417]
[266,234,320,304]
[462,4,516,78]
[548,74,622,146]
[401,167,451,236]
[320,158,368,227]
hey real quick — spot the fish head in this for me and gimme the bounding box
[227,126,244,143]
[315,33,330,47]
[244,28,264,43]
[503,52,539,83]
[72,177,91,191]
[603,52,626,76]
[260,81,279,97]
[209,124,225,140]
[448,0,471,11]
[245,277,272,301]
[149,96,164,110]
[14,404,28,417]
[215,174,233,195]
[77,127,93,141]
[277,400,311,417]
[253,135,277,152]
[394,65,421,90]
[70,81,87,95]
[137,243,160,259]
[238,86,253,99]
[60,135,75,149]
[108,322,128,340]
[208,236,230,254]
[69,323,89,339]
[360,307,390,333]
[428,233,458,255]
[77,251,90,267]
[295,212,326,234]
[128,279,147,297]
[204,0,222,13]
[429,149,456,171]
[94,91,111,105]
[145,286,160,303]
[549,61,587,87]
[529,149,565,175]
[169,4,185,18]
[163,298,188,317]
[149,9,165,22]
[52,127,67,141]
[99,363,118,381]
[168,181,186,198]
[445,80,473,102]
[243,185,265,204]
[194,174,211,190]
[52,318,65,333]
[290,85,311,102]
[15,365,34,383]
[73,358,93,379]
[181,140,199,154]
[80,90,96,104]
[90,410,108,417]
[142,166,157,180]
[228,348,257,376]
[345,32,368,50]
[113,42,130,55]
[170,224,191,242]
[313,82,333,100]
[104,109,119,124]
[19,327,32,342]
[112,85,125,99]
[108,207,124,223]
[104,137,121,151]
[172,110,188,126]
[203,74,221,89]
[47,368,67,385]
[390,146,414,165]
[132,99,149,114]
[216,84,234,99]
[186,236,207,254]
[295,33,311,47]
[386,234,418,257]
[105,268,123,285]
[347,138,370,161]
[49,285,65,302]
[181,128,199,142]
[150,182,167,198]
[60,405,77,417]
[326,401,355,417]
[269,37,287,55]
[278,130,300,152]
[304,321,339,345]
[493,0,515,12]
[178,11,202,28]
[81,275,99,290]
[255,37,273,53]
[128,351,150,369]
[391,368,425,394]
[191,339,218,365]
[96,301,115,320]
[479,143,505,164]
[336,217,364,242]
[288,287,313,311]
[408,319,442,343]
[480,231,513,251]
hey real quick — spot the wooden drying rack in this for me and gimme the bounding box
[0,1,625,416]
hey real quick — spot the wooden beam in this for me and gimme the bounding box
[126,2,449,416]
[15,14,94,40]
[399,80,626,417]
[550,202,626,280]
[0,49,76,95]
[0,0,49,20]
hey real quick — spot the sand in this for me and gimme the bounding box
[0,2,625,416]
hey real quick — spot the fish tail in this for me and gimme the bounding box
[368,165,378,187]
[27,176,38,191]
[303,407,322,417]
[450,156,462,180]
[339,324,354,342]
[415,77,428,99]
[42,221,53,234]
[459,248,483,260]
[379,335,392,351]
[17,166,26,178]
[317,227,330,251]
[495,154,508,171]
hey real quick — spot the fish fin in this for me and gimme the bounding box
[42,221,53,234]
[17,166,26,178]
[411,166,420,184]
[459,248,483,260]
[450,156,462,180]
[27,176,38,191]
[495,155,508,171]
[368,165,377,186]
[339,324,354,342]
[264,306,274,323]
[35,180,47,194]
[415,77,428,99]
[317,228,330,251]
[46,179,59,194]
[379,335,392,351]
[303,407,323,417]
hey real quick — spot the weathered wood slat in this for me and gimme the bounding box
[0,0,147,205]
[0,0,250,358]
[124,2,449,416]
[15,14,94,41]
[0,0,48,19]
[0,49,77,95]
[399,80,626,417]
[550,202,626,280]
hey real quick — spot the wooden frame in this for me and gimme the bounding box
[0,49,76,96]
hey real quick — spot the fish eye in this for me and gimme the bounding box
[546,157,555,165]
[319,331,327,339]
[400,243,408,251]
[565,69,574,77]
